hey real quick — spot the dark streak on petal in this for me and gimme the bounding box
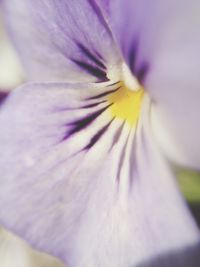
[88,0,112,35]
[81,100,107,109]
[84,117,115,150]
[52,100,107,112]
[129,40,138,74]
[87,86,121,100]
[107,81,120,87]
[51,100,108,113]
[140,125,151,163]
[109,121,125,151]
[71,58,108,80]
[0,91,9,106]
[63,103,113,140]
[93,49,104,62]
[137,63,149,84]
[116,130,131,182]
[128,39,149,84]
[76,42,106,70]
[128,124,139,190]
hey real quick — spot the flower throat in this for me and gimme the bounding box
[107,63,144,126]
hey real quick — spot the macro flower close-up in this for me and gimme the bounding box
[0,0,200,266]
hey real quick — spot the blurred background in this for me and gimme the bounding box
[176,167,200,227]
[0,16,24,90]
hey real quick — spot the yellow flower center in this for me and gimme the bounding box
[108,84,144,126]
[108,63,144,126]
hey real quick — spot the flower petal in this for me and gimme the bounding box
[98,0,152,84]
[101,0,200,168]
[1,0,121,82]
[146,1,200,169]
[0,83,199,266]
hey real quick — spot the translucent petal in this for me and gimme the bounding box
[1,0,121,82]
[0,82,199,266]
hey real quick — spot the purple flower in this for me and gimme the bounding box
[0,0,200,266]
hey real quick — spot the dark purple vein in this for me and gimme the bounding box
[84,117,115,150]
[136,63,149,84]
[116,129,131,182]
[81,100,107,109]
[62,103,113,140]
[109,121,125,151]
[107,81,120,87]
[88,0,112,35]
[71,58,107,80]
[87,86,121,100]
[76,42,106,70]
[0,91,9,106]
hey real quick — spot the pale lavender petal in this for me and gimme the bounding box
[100,0,200,168]
[145,2,200,169]
[1,0,121,82]
[0,83,199,266]
[97,0,153,84]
